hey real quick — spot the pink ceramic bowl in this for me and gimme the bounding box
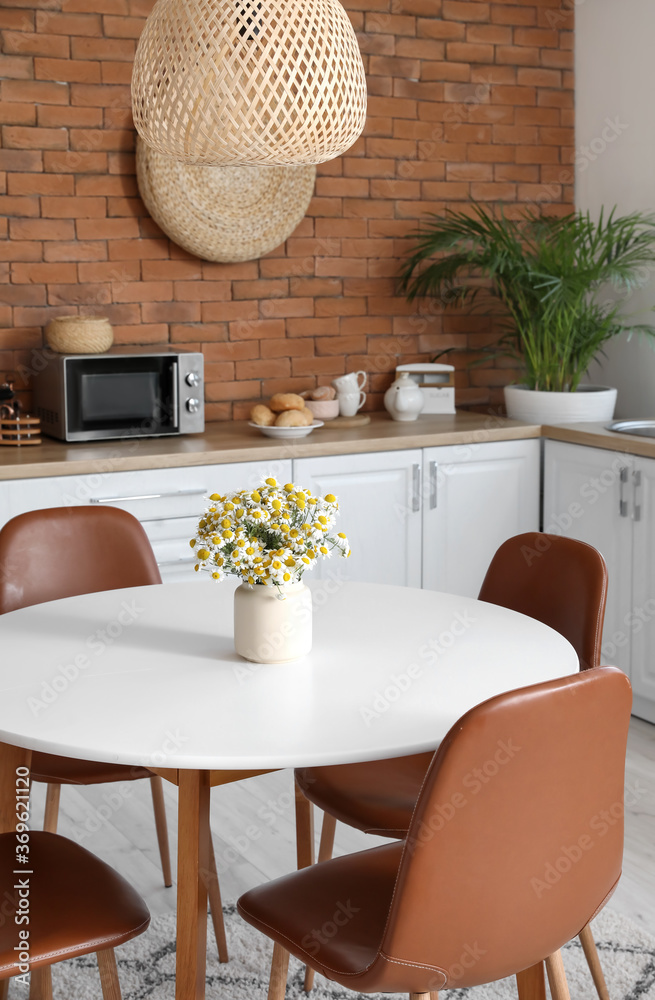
[305,399,339,421]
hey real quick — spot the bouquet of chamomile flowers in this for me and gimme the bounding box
[190,478,350,589]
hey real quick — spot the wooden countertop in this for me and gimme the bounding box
[0,411,542,480]
[541,422,655,459]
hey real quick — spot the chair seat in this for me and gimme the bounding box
[0,831,150,976]
[238,841,403,988]
[295,751,432,837]
[31,751,153,785]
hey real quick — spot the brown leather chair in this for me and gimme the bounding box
[294,532,610,995]
[0,505,230,963]
[242,667,631,1000]
[0,830,150,999]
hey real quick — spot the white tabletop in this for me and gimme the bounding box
[0,581,578,770]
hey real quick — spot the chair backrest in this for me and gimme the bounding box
[0,506,161,614]
[379,667,631,989]
[478,532,608,670]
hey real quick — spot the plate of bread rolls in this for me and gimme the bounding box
[249,393,324,438]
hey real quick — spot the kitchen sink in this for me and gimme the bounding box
[607,419,655,438]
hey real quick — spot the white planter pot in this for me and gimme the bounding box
[504,384,617,425]
[233,580,312,663]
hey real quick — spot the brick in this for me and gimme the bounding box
[316,335,367,355]
[173,281,231,301]
[37,106,103,128]
[235,358,290,380]
[71,37,135,60]
[0,55,33,80]
[517,68,561,88]
[515,145,560,164]
[1,80,68,105]
[357,32,395,56]
[103,14,145,36]
[446,162,493,181]
[112,323,168,344]
[538,89,573,109]
[514,27,559,47]
[0,195,40,216]
[77,175,137,196]
[78,261,140,282]
[141,260,201,280]
[2,31,69,58]
[0,104,36,126]
[70,84,131,107]
[315,297,367,317]
[490,4,536,25]
[142,302,200,323]
[446,42,494,63]
[233,279,289,300]
[368,56,421,78]
[10,219,75,241]
[259,298,314,318]
[0,242,42,262]
[203,340,256,361]
[227,318,285,341]
[70,129,134,152]
[292,356,345,376]
[470,182,517,200]
[287,238,340,258]
[48,283,111,306]
[466,23,512,44]
[496,46,540,66]
[201,303,258,327]
[0,11,34,29]
[364,12,416,34]
[0,284,46,306]
[63,0,128,11]
[418,18,464,39]
[113,280,172,302]
[494,164,539,182]
[516,107,559,126]
[289,278,342,297]
[8,173,73,196]
[315,258,368,277]
[34,58,101,82]
[287,318,339,338]
[2,126,68,150]
[206,380,260,402]
[367,96,417,119]
[442,1,490,20]
[44,150,107,173]
[108,239,169,260]
[11,262,77,283]
[101,61,134,85]
[76,218,140,240]
[369,178,420,198]
[541,49,573,70]
[539,127,574,145]
[396,38,445,60]
[492,85,536,105]
[35,11,102,34]
[421,61,471,83]
[44,242,108,261]
[260,338,315,358]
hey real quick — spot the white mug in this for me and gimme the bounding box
[333,371,367,394]
[338,390,366,417]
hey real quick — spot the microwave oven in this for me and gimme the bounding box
[33,349,205,442]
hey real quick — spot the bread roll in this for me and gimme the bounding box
[269,392,305,412]
[275,408,314,427]
[310,385,336,401]
[250,404,275,427]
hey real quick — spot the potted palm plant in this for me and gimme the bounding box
[398,204,655,423]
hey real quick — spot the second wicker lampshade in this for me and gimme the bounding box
[131,0,368,166]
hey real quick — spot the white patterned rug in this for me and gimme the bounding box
[16,905,655,1000]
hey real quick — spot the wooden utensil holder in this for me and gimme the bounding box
[0,414,42,446]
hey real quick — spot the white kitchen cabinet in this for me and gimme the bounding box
[422,438,540,597]
[293,450,423,587]
[0,459,291,584]
[543,439,655,722]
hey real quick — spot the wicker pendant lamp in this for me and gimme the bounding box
[131,0,367,166]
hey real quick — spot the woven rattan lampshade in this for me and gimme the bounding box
[131,0,367,166]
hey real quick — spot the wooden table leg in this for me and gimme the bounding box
[176,769,211,1000]
[0,743,31,833]
[294,780,314,871]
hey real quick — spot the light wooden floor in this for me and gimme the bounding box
[29,715,655,934]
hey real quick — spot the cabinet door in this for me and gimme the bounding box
[543,440,633,675]
[629,456,655,721]
[423,439,540,597]
[293,450,423,587]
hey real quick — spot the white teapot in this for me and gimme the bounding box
[384,372,424,422]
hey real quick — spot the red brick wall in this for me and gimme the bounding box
[0,0,574,419]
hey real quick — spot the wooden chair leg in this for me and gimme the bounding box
[149,775,173,887]
[29,967,53,1000]
[579,922,610,1000]
[516,961,546,1000]
[268,942,290,1000]
[546,951,571,1000]
[410,993,431,1000]
[97,948,122,1000]
[0,978,9,1000]
[294,781,314,871]
[206,834,229,964]
[430,993,439,1000]
[43,784,61,833]
[303,811,338,991]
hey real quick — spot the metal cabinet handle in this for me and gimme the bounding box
[412,464,421,512]
[429,460,438,509]
[90,488,208,504]
[619,467,628,517]
[633,469,642,521]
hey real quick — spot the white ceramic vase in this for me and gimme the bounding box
[233,580,312,663]
[504,384,618,424]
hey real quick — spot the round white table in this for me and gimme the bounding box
[0,581,578,1000]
